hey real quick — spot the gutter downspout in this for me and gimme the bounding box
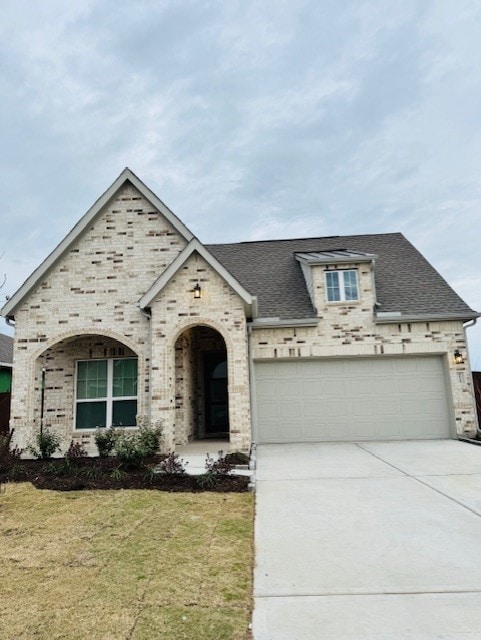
[6,317,15,327]
[463,317,479,434]
[464,318,478,330]
[247,323,257,460]
[139,307,152,423]
[40,368,46,436]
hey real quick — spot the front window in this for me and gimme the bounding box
[326,269,359,302]
[75,358,138,429]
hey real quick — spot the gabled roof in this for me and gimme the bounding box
[1,168,195,319]
[0,333,13,366]
[139,238,256,317]
[207,233,478,321]
[1,169,477,325]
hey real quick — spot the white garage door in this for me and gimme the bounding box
[254,357,452,443]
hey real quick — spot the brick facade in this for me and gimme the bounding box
[251,261,477,437]
[8,182,252,455]
[5,177,478,455]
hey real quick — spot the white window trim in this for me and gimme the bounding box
[325,269,359,302]
[74,357,138,430]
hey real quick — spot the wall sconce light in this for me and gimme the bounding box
[193,283,201,299]
[454,350,464,365]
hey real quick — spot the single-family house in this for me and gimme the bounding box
[0,332,13,434]
[1,169,479,455]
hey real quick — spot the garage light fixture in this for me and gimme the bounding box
[453,350,464,365]
[193,283,202,299]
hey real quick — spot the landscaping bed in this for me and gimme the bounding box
[0,456,250,492]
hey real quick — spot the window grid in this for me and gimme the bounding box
[75,358,138,429]
[326,269,359,302]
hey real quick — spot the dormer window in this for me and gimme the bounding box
[326,269,359,302]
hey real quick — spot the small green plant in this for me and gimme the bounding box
[143,466,159,484]
[80,465,103,480]
[110,466,126,481]
[42,461,62,474]
[27,428,61,460]
[7,462,26,479]
[159,452,187,475]
[65,440,88,460]
[196,471,217,489]
[94,427,118,458]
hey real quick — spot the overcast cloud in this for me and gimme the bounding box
[1,0,481,365]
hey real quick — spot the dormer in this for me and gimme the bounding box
[295,249,378,315]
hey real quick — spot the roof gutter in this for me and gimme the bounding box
[375,312,481,324]
[249,317,318,329]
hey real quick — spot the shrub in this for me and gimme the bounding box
[204,451,233,476]
[65,440,88,460]
[113,431,147,468]
[27,428,61,460]
[0,431,22,470]
[137,421,162,456]
[0,432,12,466]
[159,452,187,475]
[94,427,118,458]
[224,451,250,466]
[111,421,163,468]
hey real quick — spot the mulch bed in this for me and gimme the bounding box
[0,456,250,492]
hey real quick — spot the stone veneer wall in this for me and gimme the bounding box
[150,252,251,452]
[251,261,478,437]
[9,182,188,453]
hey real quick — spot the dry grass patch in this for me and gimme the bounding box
[0,483,253,640]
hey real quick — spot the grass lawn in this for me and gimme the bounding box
[0,483,254,640]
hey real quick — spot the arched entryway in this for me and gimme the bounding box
[174,325,229,444]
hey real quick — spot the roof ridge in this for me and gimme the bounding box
[206,232,404,247]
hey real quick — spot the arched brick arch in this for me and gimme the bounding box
[33,329,140,358]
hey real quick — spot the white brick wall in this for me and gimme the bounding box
[251,262,477,437]
[8,184,477,456]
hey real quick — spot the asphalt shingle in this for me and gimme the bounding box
[206,233,477,320]
[0,333,13,364]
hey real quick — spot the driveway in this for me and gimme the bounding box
[252,440,481,639]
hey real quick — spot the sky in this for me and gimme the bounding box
[1,0,481,367]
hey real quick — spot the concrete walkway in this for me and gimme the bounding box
[253,440,481,639]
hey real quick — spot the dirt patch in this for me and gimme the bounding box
[0,456,250,492]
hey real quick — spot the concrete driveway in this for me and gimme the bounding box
[252,440,481,639]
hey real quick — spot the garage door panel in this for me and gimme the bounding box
[255,356,451,443]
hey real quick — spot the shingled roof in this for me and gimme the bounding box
[0,333,13,365]
[206,232,478,321]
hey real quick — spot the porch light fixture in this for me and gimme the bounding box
[193,283,202,299]
[454,350,464,365]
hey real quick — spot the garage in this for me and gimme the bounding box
[254,356,452,443]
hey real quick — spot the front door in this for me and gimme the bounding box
[203,352,229,437]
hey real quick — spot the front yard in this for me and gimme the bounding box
[0,483,253,640]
